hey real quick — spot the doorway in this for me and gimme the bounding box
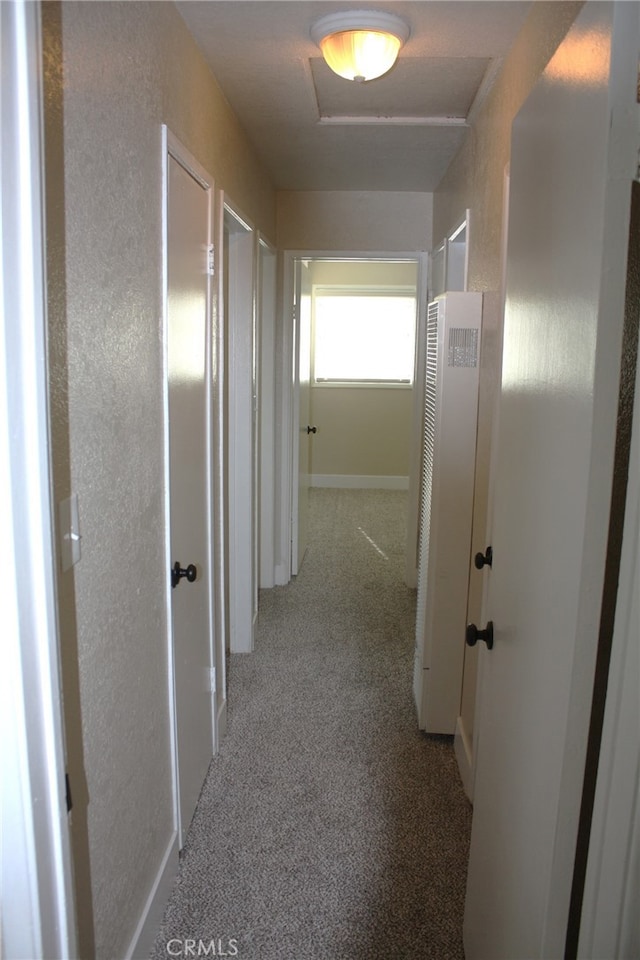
[281,252,428,586]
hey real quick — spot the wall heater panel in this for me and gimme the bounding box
[413,292,482,734]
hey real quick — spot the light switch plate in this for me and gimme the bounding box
[59,494,81,572]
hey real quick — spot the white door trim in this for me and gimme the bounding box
[290,259,304,575]
[577,279,640,958]
[275,252,296,585]
[278,250,428,587]
[258,235,277,588]
[1,2,77,955]
[576,179,640,959]
[212,187,228,737]
[542,6,639,947]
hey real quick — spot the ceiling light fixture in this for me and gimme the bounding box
[310,11,410,83]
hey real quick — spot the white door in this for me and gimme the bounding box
[225,205,256,652]
[464,4,638,958]
[167,149,214,844]
[293,260,313,574]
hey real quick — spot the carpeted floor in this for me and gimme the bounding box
[150,489,472,960]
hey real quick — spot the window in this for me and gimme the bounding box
[312,286,417,384]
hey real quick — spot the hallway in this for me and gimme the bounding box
[5,4,639,956]
[151,489,472,959]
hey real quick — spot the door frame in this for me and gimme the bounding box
[212,184,228,738]
[1,1,77,954]
[574,180,640,959]
[161,127,219,841]
[278,249,428,586]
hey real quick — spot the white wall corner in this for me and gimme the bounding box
[124,833,178,960]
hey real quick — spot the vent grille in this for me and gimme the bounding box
[415,300,439,645]
[448,327,478,367]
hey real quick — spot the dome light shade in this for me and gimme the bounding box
[311,11,409,82]
[319,30,401,82]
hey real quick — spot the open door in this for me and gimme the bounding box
[464,4,639,956]
[287,254,424,582]
[292,259,313,574]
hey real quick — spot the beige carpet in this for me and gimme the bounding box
[151,489,471,959]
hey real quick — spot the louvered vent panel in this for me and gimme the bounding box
[448,327,479,367]
[413,291,483,734]
[415,300,439,641]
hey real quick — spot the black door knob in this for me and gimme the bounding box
[306,425,317,434]
[474,545,493,569]
[171,562,197,589]
[466,621,494,650]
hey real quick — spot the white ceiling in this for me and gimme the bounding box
[176,1,531,192]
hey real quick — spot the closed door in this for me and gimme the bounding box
[167,150,214,845]
[464,4,638,957]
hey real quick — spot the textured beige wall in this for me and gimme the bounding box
[277,191,432,252]
[433,1,583,752]
[43,3,275,957]
[309,260,417,479]
[311,388,412,478]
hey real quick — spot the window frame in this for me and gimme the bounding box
[311,283,418,388]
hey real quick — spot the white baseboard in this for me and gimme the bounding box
[274,562,289,586]
[310,474,409,490]
[454,715,474,803]
[217,697,227,743]
[125,831,178,960]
